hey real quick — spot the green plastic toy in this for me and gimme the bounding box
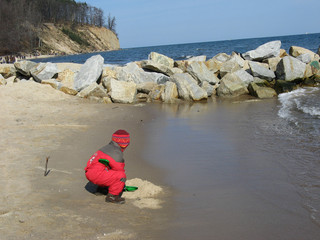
[124,185,138,192]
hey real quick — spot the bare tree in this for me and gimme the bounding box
[107,13,117,36]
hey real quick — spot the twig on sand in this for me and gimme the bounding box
[44,156,50,176]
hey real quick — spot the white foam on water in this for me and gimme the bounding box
[278,87,320,123]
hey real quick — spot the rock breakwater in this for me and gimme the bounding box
[1,41,320,103]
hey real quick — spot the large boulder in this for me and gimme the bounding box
[233,69,254,86]
[276,56,306,81]
[219,58,241,78]
[266,56,281,72]
[186,61,219,85]
[149,85,165,101]
[14,60,38,77]
[30,62,58,83]
[0,64,15,78]
[186,55,207,62]
[249,61,275,81]
[141,60,174,76]
[274,80,297,94]
[116,62,169,84]
[148,52,174,68]
[248,82,277,98]
[56,69,76,95]
[171,73,208,101]
[74,55,104,91]
[162,81,178,103]
[242,40,281,61]
[77,83,108,98]
[317,45,320,56]
[205,53,231,73]
[109,79,137,103]
[296,53,312,64]
[217,73,249,97]
[137,82,158,94]
[289,46,315,60]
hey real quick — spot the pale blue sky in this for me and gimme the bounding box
[84,0,319,48]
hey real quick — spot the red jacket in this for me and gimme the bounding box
[85,144,126,195]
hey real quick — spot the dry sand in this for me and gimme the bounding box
[0,78,170,239]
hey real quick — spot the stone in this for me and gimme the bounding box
[205,58,223,73]
[219,58,241,78]
[174,60,189,72]
[60,86,78,95]
[248,61,275,81]
[248,82,277,98]
[171,73,208,101]
[0,64,16,78]
[109,79,137,103]
[74,55,104,91]
[57,69,75,88]
[41,79,61,89]
[265,56,281,72]
[233,69,254,86]
[102,66,117,79]
[201,81,216,97]
[186,61,219,85]
[274,80,297,94]
[276,56,306,81]
[231,52,245,68]
[77,83,108,98]
[141,60,174,76]
[102,96,113,104]
[318,45,320,56]
[186,55,207,62]
[136,93,149,102]
[137,82,158,94]
[213,53,231,62]
[217,73,249,97]
[280,49,288,58]
[0,74,6,85]
[115,62,169,84]
[162,81,178,103]
[14,60,38,77]
[297,53,312,64]
[148,52,174,68]
[289,46,315,60]
[242,40,281,61]
[30,62,59,83]
[149,85,165,101]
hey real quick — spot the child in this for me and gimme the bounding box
[85,130,130,204]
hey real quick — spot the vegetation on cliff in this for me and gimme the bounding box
[0,0,118,55]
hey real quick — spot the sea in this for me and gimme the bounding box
[37,33,320,239]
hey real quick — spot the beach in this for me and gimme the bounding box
[1,61,320,240]
[0,69,170,240]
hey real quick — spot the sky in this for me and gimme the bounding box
[83,0,320,48]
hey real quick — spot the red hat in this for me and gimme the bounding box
[112,129,130,151]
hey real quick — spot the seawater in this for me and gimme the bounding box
[142,95,320,239]
[33,32,320,65]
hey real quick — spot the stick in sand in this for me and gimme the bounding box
[44,156,50,176]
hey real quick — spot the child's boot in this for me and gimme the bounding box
[105,193,125,204]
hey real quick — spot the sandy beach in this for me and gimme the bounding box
[2,61,320,240]
[0,73,170,239]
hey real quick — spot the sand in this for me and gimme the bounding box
[0,78,169,239]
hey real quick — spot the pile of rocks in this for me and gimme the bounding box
[1,40,320,103]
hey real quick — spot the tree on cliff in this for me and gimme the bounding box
[107,14,118,37]
[0,0,115,55]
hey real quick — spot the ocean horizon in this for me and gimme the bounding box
[33,32,320,66]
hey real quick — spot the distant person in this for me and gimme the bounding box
[84,130,130,204]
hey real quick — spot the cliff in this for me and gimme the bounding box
[38,23,120,55]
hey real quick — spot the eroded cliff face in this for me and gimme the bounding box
[39,23,120,55]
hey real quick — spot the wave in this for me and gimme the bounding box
[278,88,320,124]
